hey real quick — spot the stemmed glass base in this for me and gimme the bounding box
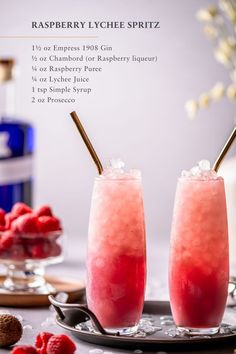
[2,262,56,294]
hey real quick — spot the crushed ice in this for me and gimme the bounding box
[55,292,69,303]
[88,350,115,354]
[110,158,125,170]
[134,318,161,337]
[160,315,174,326]
[161,320,174,326]
[181,160,218,180]
[101,158,141,179]
[49,292,68,314]
[219,324,234,334]
[165,323,234,338]
[75,311,235,340]
[41,315,56,328]
[23,324,33,332]
[76,315,161,337]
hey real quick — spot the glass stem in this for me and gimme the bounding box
[4,263,46,291]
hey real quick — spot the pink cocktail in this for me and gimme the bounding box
[169,163,229,335]
[87,167,146,335]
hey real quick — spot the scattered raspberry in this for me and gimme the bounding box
[35,205,53,218]
[0,231,14,250]
[35,332,53,354]
[11,345,37,354]
[15,214,39,234]
[11,203,32,218]
[47,334,76,354]
[38,216,61,233]
[0,208,5,225]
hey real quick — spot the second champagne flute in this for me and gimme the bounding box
[169,161,229,335]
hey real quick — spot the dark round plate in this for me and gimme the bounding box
[53,300,236,350]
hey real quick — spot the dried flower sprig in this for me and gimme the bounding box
[186,0,236,118]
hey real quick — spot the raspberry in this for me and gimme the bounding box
[11,203,32,218]
[5,212,17,230]
[49,243,62,257]
[35,205,53,218]
[15,214,39,234]
[11,346,37,354]
[38,216,61,233]
[35,332,53,354]
[30,242,51,259]
[10,243,26,260]
[0,230,14,250]
[11,219,20,233]
[0,208,5,225]
[47,334,76,354]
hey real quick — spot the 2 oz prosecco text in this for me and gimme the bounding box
[31,97,77,103]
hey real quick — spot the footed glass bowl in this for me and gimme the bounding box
[0,230,63,294]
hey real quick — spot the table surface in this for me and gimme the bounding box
[1,238,236,354]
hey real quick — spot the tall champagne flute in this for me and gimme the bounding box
[87,167,146,335]
[169,165,229,335]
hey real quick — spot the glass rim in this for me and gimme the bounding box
[95,169,142,181]
[178,175,224,182]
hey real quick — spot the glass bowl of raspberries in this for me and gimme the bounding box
[0,203,63,293]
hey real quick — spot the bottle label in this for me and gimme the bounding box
[0,155,33,185]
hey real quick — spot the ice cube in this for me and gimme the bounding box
[161,319,174,326]
[165,328,185,337]
[23,324,33,332]
[219,326,233,334]
[41,316,55,327]
[134,332,146,338]
[89,349,104,354]
[198,160,211,171]
[160,316,173,321]
[181,170,190,177]
[110,158,125,170]
[55,292,68,303]
[130,169,141,179]
[190,166,200,176]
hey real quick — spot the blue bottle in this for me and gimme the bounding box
[0,59,34,212]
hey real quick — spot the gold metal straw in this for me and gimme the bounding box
[70,111,104,175]
[213,126,236,172]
